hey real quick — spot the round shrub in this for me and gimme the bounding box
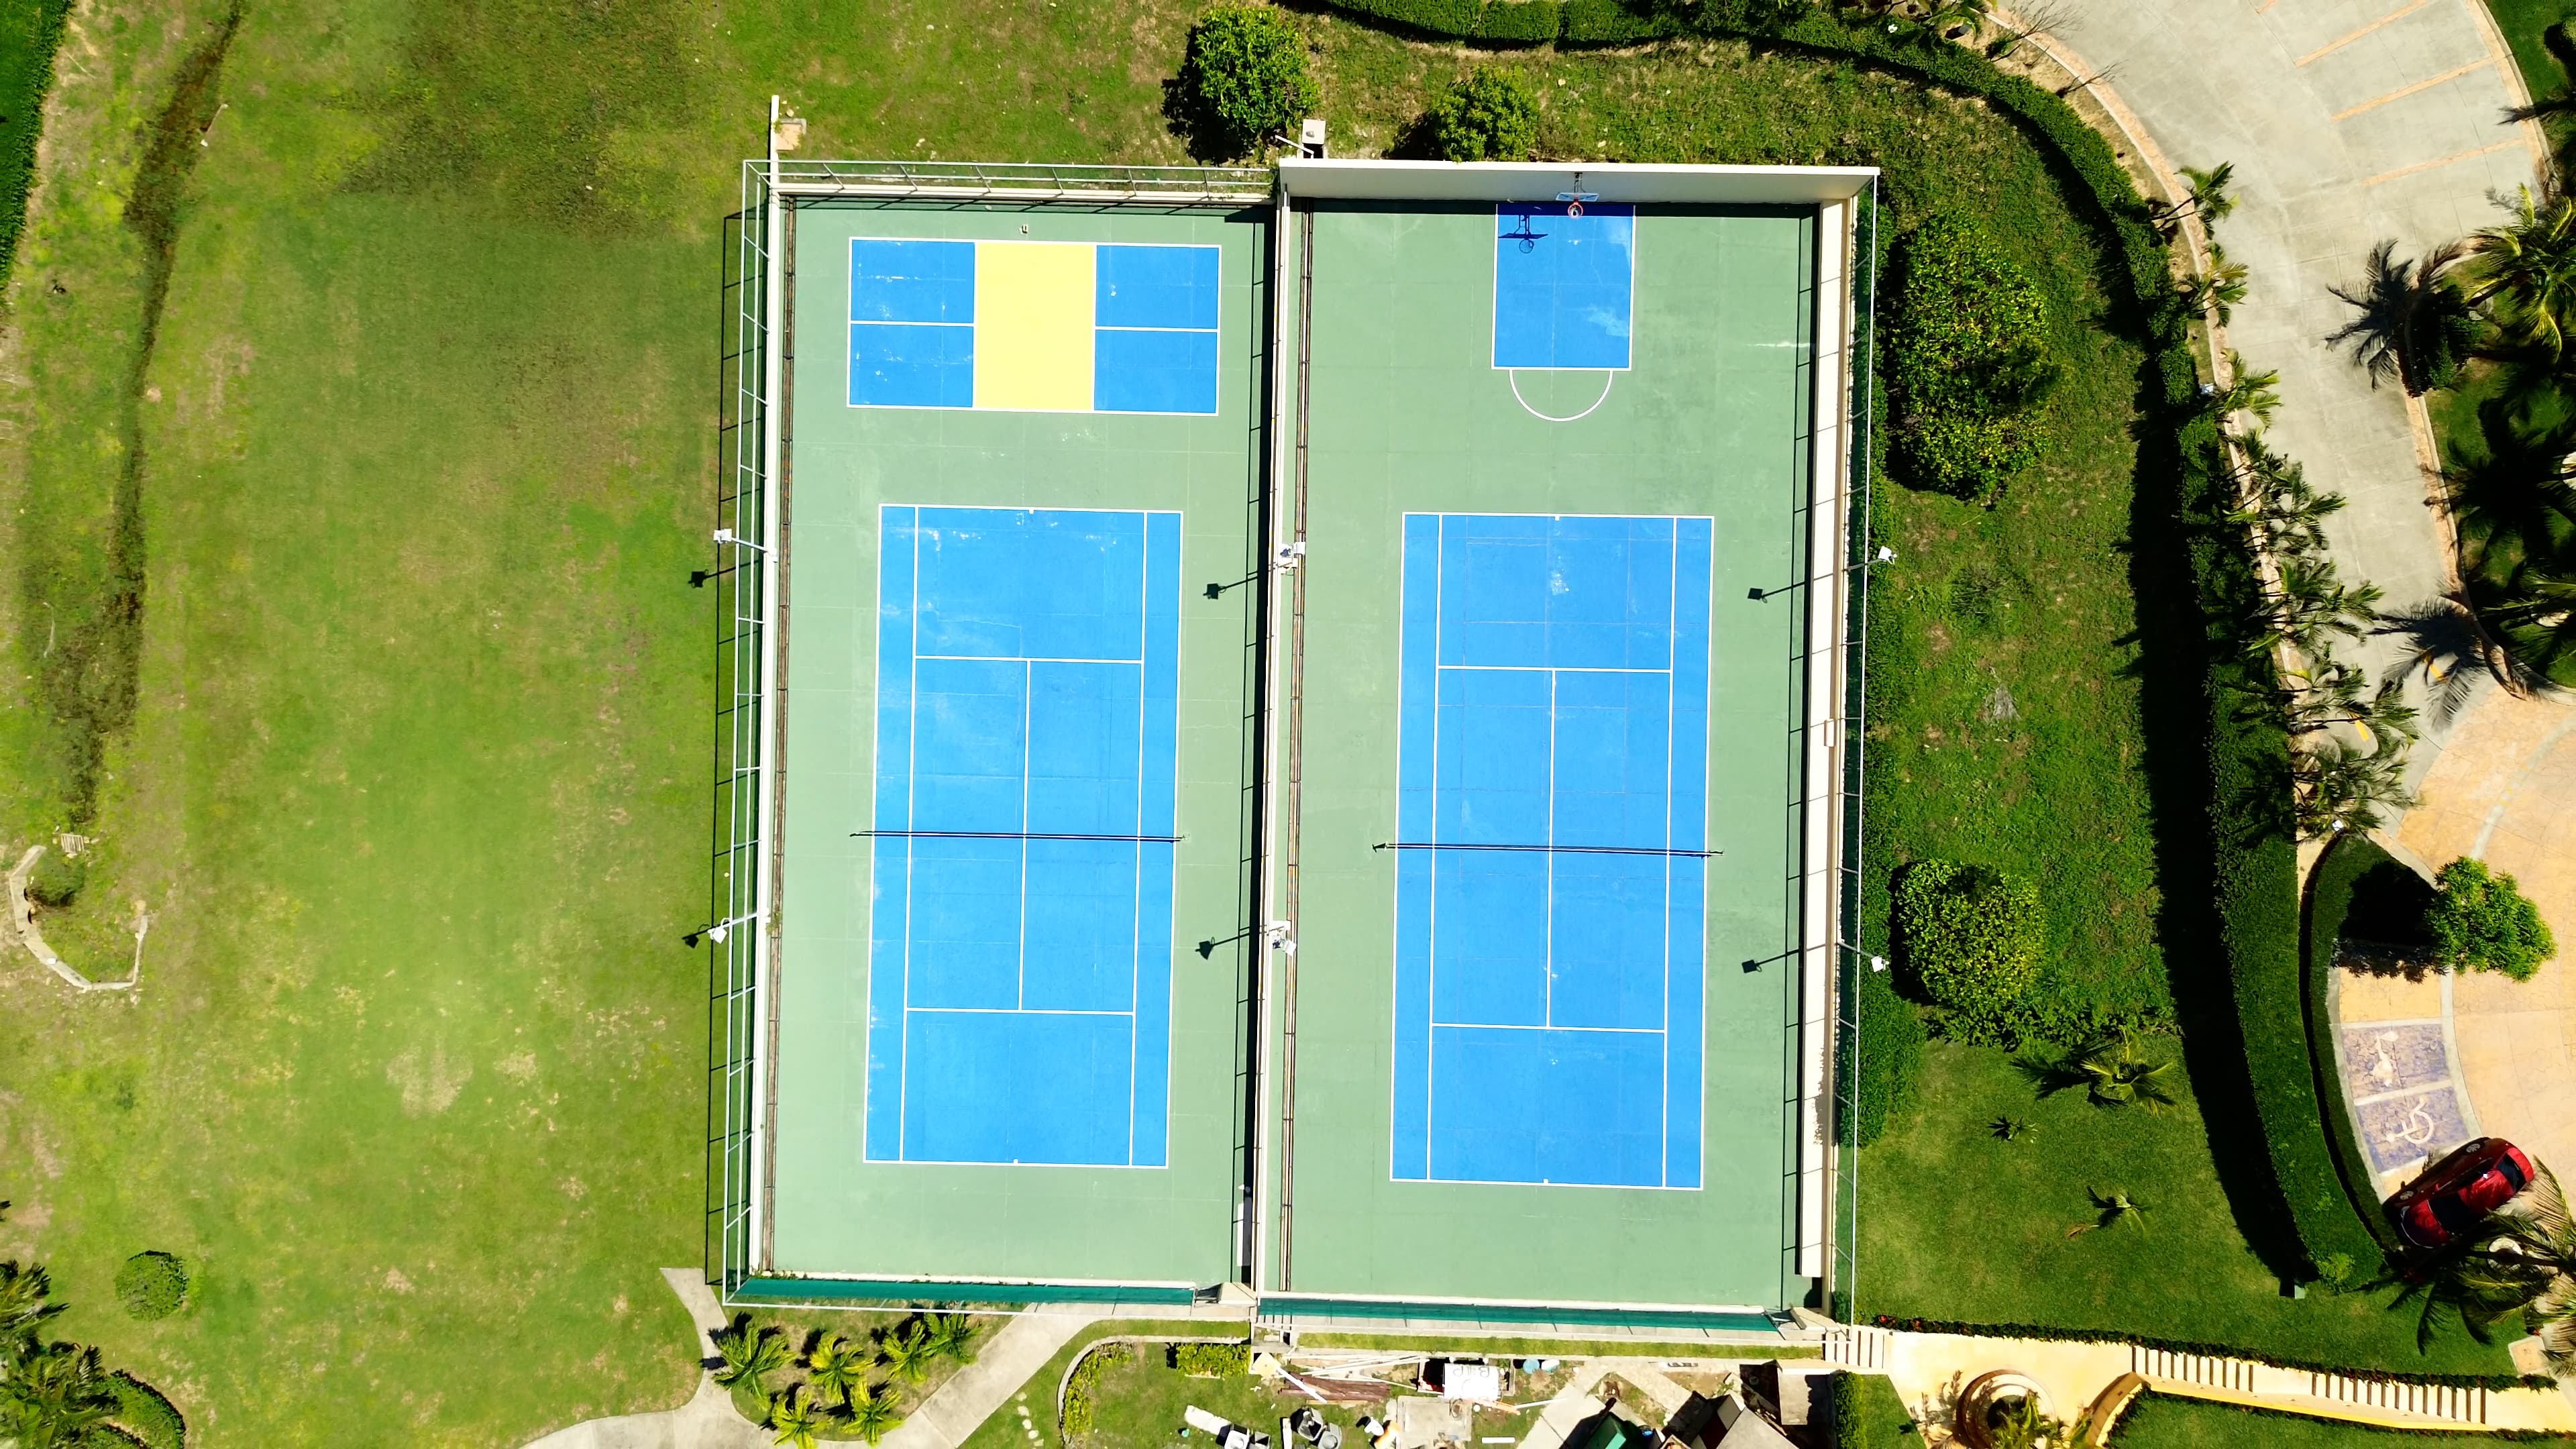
[1888,215,2058,504]
[2426,857,2555,981]
[1177,6,1318,160]
[1423,67,1541,162]
[115,1250,189,1321]
[25,847,85,908]
[1893,859,2043,1036]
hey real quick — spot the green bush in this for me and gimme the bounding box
[1170,1341,1252,1375]
[110,1372,185,1449]
[1061,1341,1127,1439]
[1828,1371,1913,1449]
[2426,857,2556,981]
[25,847,85,908]
[113,1252,188,1322]
[1888,215,2059,503]
[1422,67,1541,162]
[1853,962,1923,1146]
[1893,860,2042,1039]
[1176,7,1318,160]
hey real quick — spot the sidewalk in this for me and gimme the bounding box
[2048,0,2548,783]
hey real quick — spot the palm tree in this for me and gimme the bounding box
[2402,1161,2576,1375]
[1989,1116,2033,1142]
[2475,562,2576,686]
[806,1331,870,1408]
[847,1383,906,1446]
[2210,353,2281,427]
[2023,1028,2179,1110]
[767,1385,835,1449]
[2288,671,2419,749]
[2066,1188,2149,1238]
[2156,162,2236,233]
[0,1261,61,1341]
[2294,735,2417,839]
[2247,555,2383,660]
[2467,184,2576,362]
[924,1312,979,1364]
[879,1320,937,1386]
[2178,241,2250,324]
[0,1340,118,1448]
[2328,239,2476,394]
[2375,594,2548,722]
[712,1315,790,1390]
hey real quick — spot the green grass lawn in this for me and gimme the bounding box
[2110,1393,2576,1447]
[1862,1048,2503,1373]
[953,1324,1242,1449]
[0,1,2488,1445]
[2481,0,2576,105]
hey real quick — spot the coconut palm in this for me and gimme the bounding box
[2401,1161,2576,1375]
[767,1385,835,1449]
[2066,1188,2149,1238]
[2474,561,2576,686]
[2375,594,2548,722]
[879,1320,937,1386]
[712,1315,790,1389]
[2178,241,2250,324]
[806,1331,870,1408]
[2293,735,2417,839]
[2466,184,2576,362]
[0,1261,61,1342]
[2328,239,2476,394]
[0,1340,118,1448]
[847,1383,906,1446]
[924,1312,979,1364]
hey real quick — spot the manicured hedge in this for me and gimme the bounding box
[1171,1342,1252,1375]
[110,1372,185,1449]
[1827,1370,1913,1449]
[1866,1316,2550,1389]
[1313,0,2369,1280]
[0,0,70,294]
[1853,962,1923,1146]
[2303,835,2410,1262]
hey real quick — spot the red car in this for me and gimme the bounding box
[2390,1138,2534,1251]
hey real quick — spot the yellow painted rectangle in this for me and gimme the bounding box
[974,241,1096,412]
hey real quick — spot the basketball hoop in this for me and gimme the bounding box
[1556,172,1600,219]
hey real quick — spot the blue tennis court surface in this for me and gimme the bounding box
[1493,205,1636,372]
[847,239,1222,414]
[866,505,1183,1167]
[1392,513,1712,1189]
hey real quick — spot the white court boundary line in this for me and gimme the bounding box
[1387,513,1712,1192]
[863,504,1185,1171]
[1507,368,1617,423]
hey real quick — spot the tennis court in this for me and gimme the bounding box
[1391,513,1711,1191]
[864,504,1182,1169]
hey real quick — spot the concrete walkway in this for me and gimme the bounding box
[2394,686,2576,1184]
[2047,0,2548,780]
[878,1310,1100,1449]
[1821,1324,2576,1434]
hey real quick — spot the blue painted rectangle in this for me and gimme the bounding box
[1096,244,1221,331]
[1493,205,1636,372]
[850,322,975,409]
[1393,513,1711,1189]
[1093,327,1220,416]
[851,238,976,323]
[867,504,1184,1168]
